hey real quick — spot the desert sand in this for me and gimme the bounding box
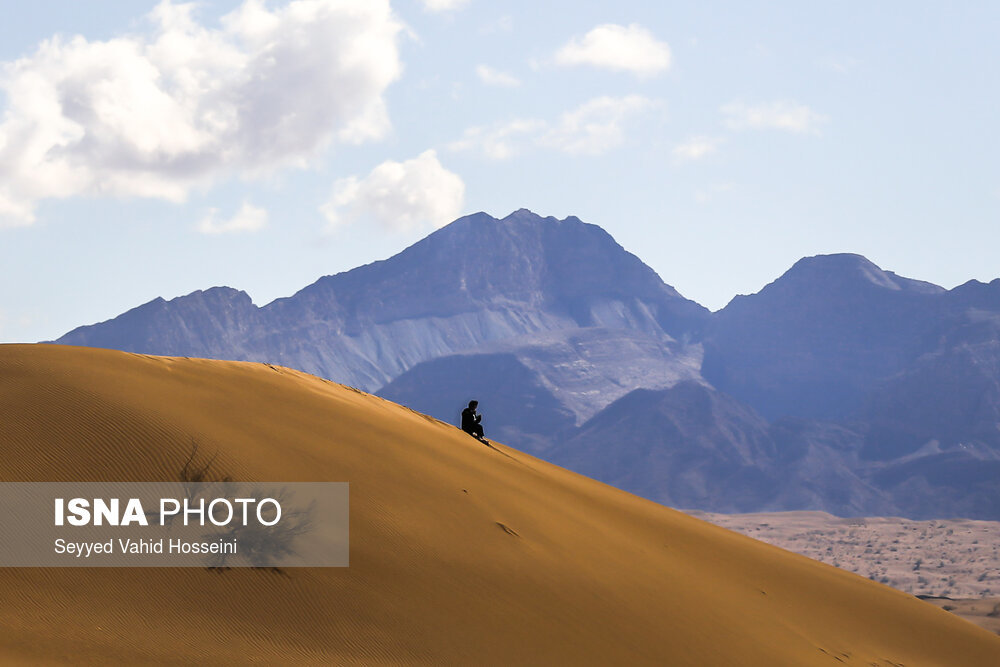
[922,597,1000,636]
[1,344,999,665]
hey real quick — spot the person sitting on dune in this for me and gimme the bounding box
[461,400,487,442]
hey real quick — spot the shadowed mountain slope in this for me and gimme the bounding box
[377,327,703,454]
[702,253,946,421]
[548,381,895,516]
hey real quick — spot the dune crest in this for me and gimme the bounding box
[2,344,998,665]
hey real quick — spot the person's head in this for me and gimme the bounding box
[468,400,478,409]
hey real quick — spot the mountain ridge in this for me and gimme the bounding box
[58,209,707,391]
[50,210,1000,519]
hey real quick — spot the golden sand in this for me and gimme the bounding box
[1,344,998,665]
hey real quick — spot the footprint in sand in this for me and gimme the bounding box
[496,522,519,537]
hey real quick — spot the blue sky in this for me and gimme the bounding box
[1,1,997,342]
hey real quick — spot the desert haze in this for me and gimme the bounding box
[1,344,998,664]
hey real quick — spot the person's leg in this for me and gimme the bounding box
[473,424,484,438]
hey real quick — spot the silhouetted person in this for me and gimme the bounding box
[461,400,486,441]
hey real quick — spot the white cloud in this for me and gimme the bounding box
[449,119,544,160]
[540,95,654,155]
[722,101,828,134]
[0,193,36,227]
[450,95,656,159]
[0,0,405,227]
[322,150,465,232]
[198,202,268,235]
[420,0,469,12]
[475,64,520,87]
[673,136,723,162]
[555,24,671,77]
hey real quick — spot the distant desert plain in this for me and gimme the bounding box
[689,510,1000,636]
[2,343,999,664]
[689,511,1000,599]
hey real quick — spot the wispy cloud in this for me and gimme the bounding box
[419,0,470,12]
[322,150,465,233]
[449,120,545,160]
[722,101,828,134]
[0,0,405,227]
[820,55,861,74]
[198,202,268,235]
[555,24,671,77]
[480,15,512,34]
[450,95,657,159]
[539,95,655,155]
[476,65,520,87]
[673,136,723,162]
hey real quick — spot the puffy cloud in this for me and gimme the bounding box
[420,0,469,11]
[322,150,465,232]
[0,0,404,226]
[450,95,655,159]
[475,64,520,87]
[198,202,268,235]
[673,136,723,162]
[0,193,36,228]
[555,24,671,77]
[722,101,828,134]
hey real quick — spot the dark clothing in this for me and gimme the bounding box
[461,407,484,438]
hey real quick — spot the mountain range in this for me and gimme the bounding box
[54,209,1000,519]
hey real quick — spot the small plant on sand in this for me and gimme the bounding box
[180,439,232,485]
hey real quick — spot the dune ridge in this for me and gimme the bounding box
[1,343,999,665]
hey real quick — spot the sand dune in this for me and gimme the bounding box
[1,344,999,665]
[923,597,1000,636]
